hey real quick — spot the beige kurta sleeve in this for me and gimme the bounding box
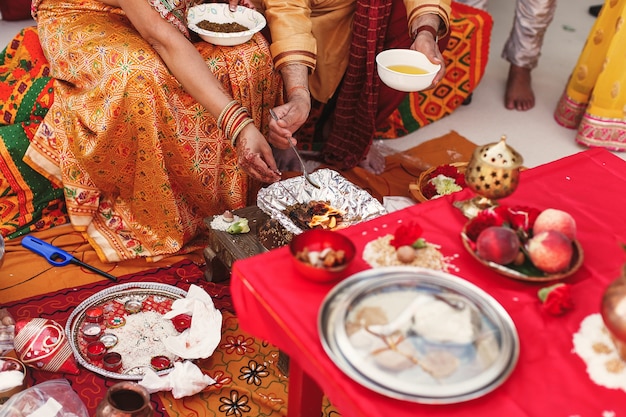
[404,0,451,37]
[263,0,356,102]
[263,0,318,72]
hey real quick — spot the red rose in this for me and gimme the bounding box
[422,164,466,199]
[390,221,423,249]
[538,283,574,315]
[430,164,460,179]
[502,206,541,233]
[422,182,438,199]
[465,208,505,241]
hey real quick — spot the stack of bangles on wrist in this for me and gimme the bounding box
[217,100,255,146]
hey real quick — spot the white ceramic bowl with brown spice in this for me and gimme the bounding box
[187,3,266,46]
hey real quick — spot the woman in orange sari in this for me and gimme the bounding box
[25,0,283,262]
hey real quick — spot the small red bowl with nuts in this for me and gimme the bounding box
[289,229,356,283]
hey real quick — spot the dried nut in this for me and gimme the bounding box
[222,210,234,222]
[396,245,417,263]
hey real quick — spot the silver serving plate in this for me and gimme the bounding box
[318,267,519,404]
[256,168,387,235]
[66,282,187,380]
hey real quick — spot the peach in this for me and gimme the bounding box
[476,226,521,265]
[527,230,573,274]
[533,208,577,240]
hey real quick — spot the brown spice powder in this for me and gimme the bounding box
[197,20,249,33]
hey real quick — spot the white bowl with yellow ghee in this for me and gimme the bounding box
[376,49,441,92]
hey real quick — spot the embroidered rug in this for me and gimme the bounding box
[3,260,338,417]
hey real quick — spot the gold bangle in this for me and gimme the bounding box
[230,117,255,147]
[217,100,238,131]
[226,107,248,139]
[286,85,310,99]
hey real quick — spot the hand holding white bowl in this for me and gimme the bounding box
[376,49,442,92]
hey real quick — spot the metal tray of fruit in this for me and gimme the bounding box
[460,224,584,282]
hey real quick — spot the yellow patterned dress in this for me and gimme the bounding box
[554,0,626,151]
[25,0,282,262]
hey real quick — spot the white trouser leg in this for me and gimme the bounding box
[502,0,557,69]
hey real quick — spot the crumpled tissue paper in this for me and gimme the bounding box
[162,284,222,359]
[140,360,215,398]
[383,196,415,213]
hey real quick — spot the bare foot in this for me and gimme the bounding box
[505,64,535,111]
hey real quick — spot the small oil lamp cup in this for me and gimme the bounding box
[455,136,524,218]
[103,352,123,373]
[86,341,107,360]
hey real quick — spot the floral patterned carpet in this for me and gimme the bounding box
[4,259,339,416]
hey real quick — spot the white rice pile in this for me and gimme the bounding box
[362,234,450,271]
[210,214,242,231]
[108,311,178,374]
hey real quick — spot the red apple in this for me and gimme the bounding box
[527,230,573,273]
[476,226,521,265]
[533,208,577,240]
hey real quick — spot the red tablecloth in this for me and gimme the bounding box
[231,148,626,417]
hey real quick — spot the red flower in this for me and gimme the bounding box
[538,283,574,315]
[498,206,541,234]
[422,182,438,199]
[390,221,423,249]
[431,164,462,180]
[465,208,505,241]
[421,164,466,199]
[465,205,542,242]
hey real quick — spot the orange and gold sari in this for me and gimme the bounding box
[25,0,282,262]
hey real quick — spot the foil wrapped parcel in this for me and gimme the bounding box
[257,168,388,234]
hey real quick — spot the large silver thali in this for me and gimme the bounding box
[318,267,519,404]
[257,168,387,234]
[66,282,188,380]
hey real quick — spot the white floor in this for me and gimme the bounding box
[1,1,620,168]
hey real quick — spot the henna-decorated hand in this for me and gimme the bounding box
[236,124,281,183]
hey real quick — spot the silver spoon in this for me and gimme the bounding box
[269,109,321,189]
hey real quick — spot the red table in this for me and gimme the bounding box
[231,148,626,417]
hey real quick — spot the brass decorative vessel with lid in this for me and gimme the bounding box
[455,136,524,218]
